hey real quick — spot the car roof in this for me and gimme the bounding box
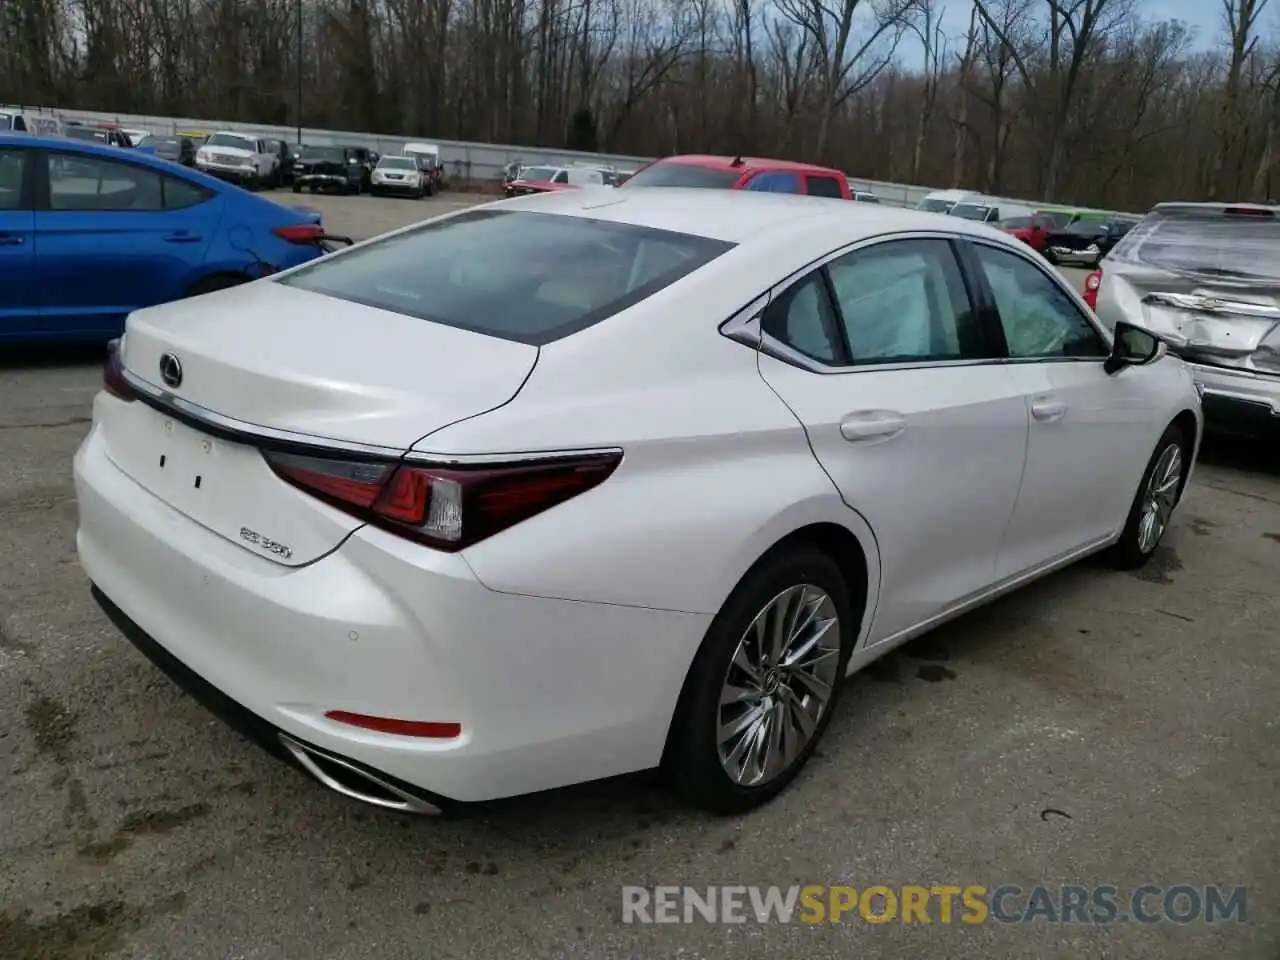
[494,186,1017,246]
[655,154,845,177]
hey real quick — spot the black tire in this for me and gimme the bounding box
[292,183,302,194]
[187,274,249,298]
[1043,250,1059,266]
[1104,423,1190,570]
[245,174,260,192]
[664,546,857,815]
[425,179,436,197]
[308,185,317,193]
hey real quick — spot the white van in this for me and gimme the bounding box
[0,111,63,136]
[916,189,978,214]
[948,199,1034,224]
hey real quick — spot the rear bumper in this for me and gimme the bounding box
[73,416,708,809]
[1048,246,1099,265]
[1188,362,1280,439]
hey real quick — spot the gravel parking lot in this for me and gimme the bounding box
[1,194,1277,960]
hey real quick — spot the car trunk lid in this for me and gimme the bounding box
[106,281,538,565]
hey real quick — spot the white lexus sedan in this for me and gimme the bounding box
[74,189,1202,816]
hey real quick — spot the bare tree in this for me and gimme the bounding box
[773,0,915,158]
[906,0,946,182]
[1209,0,1271,197]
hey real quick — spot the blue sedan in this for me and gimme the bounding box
[0,133,350,344]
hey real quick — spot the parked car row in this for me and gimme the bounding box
[0,132,351,345]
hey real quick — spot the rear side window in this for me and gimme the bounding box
[743,172,803,194]
[278,209,735,345]
[806,175,844,199]
[623,162,742,189]
[1111,208,1280,281]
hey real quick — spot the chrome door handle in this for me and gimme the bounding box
[1031,398,1067,422]
[840,410,906,443]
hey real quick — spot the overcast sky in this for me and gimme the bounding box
[896,0,1239,63]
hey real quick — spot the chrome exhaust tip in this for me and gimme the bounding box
[278,733,442,816]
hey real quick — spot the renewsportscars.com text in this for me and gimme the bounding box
[621,884,1248,925]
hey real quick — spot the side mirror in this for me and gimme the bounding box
[1104,320,1162,375]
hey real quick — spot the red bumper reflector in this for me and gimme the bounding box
[325,710,462,739]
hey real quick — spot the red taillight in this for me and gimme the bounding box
[273,223,326,244]
[264,449,622,551]
[1083,268,1102,309]
[325,711,461,739]
[103,338,136,402]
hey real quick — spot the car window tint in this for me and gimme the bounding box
[806,175,844,198]
[761,273,840,363]
[743,172,802,194]
[0,150,25,210]
[827,238,982,364]
[47,154,162,211]
[973,244,1107,359]
[163,177,210,210]
[278,209,734,346]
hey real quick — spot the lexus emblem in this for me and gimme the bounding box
[159,353,183,388]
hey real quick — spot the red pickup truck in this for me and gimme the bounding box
[619,155,852,199]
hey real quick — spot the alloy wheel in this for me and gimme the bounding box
[716,584,841,787]
[1137,443,1183,554]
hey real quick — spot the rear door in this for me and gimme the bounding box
[33,150,220,339]
[754,235,1029,643]
[0,146,38,338]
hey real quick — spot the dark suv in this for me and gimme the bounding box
[293,145,376,194]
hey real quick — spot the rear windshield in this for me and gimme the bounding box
[278,209,735,345]
[1110,207,1280,282]
[206,133,255,149]
[1067,219,1105,235]
[950,203,992,221]
[303,147,344,161]
[65,127,108,142]
[154,138,181,152]
[378,156,417,169]
[922,199,959,214]
[622,162,742,189]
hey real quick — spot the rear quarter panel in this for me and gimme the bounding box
[420,244,884,627]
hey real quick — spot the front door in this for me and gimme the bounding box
[963,240,1169,577]
[755,236,1029,643]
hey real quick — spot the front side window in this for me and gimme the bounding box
[827,238,983,364]
[552,170,569,184]
[278,209,734,345]
[517,166,556,181]
[972,244,1107,359]
[742,172,802,194]
[0,149,27,210]
[46,154,162,211]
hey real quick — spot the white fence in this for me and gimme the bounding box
[6,102,1127,213]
